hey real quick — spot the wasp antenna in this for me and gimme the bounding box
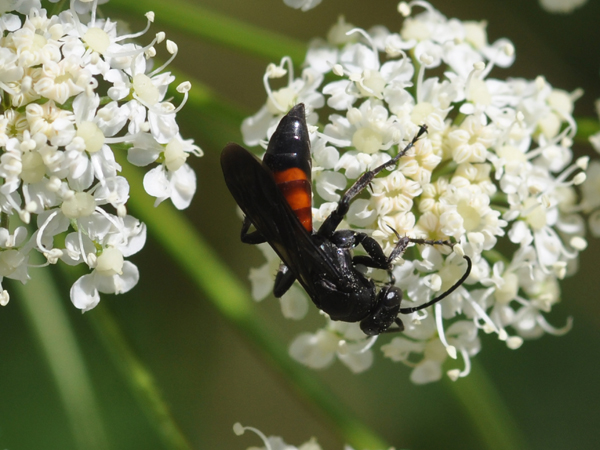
[393,124,429,164]
[416,124,428,140]
[399,255,472,314]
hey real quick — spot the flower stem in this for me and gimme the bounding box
[445,360,532,450]
[574,116,600,144]
[15,264,110,450]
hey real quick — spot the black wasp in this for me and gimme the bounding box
[221,104,471,335]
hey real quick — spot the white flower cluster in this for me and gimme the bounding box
[242,1,593,383]
[233,422,388,450]
[0,1,201,311]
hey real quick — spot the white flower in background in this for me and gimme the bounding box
[0,2,201,310]
[283,0,323,12]
[248,244,309,320]
[233,422,393,450]
[538,0,588,14]
[581,100,600,237]
[243,1,594,383]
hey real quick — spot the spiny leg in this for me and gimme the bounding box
[351,231,414,284]
[387,230,472,315]
[407,237,457,249]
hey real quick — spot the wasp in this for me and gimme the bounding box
[221,104,471,335]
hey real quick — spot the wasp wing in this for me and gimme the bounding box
[221,143,341,300]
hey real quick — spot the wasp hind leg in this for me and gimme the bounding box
[240,216,267,244]
[239,215,296,297]
[273,263,296,298]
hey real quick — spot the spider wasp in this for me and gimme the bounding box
[221,104,471,335]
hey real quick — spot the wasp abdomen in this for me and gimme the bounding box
[263,103,313,233]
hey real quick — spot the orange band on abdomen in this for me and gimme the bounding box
[273,167,309,184]
[273,168,313,232]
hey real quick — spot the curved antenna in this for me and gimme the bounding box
[399,255,472,314]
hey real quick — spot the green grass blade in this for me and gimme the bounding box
[106,0,306,63]
[16,266,110,450]
[86,304,194,450]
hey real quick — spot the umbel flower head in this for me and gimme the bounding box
[0,1,201,311]
[241,1,592,384]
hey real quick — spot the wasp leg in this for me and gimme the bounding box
[273,263,296,298]
[330,231,413,287]
[407,237,455,249]
[331,230,411,267]
[241,216,297,296]
[353,231,432,335]
[331,230,389,265]
[318,125,428,238]
[355,235,412,286]
[240,216,267,244]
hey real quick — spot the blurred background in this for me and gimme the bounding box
[0,0,599,449]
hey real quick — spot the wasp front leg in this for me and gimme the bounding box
[331,230,390,268]
[357,234,417,335]
[333,231,412,285]
[318,125,428,238]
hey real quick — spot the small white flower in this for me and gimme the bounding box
[70,257,139,312]
[143,162,196,210]
[289,321,375,373]
[445,115,495,164]
[289,329,340,369]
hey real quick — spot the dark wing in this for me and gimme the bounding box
[221,143,341,298]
